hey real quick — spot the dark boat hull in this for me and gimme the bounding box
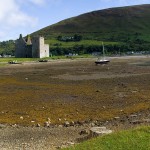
[95,60,110,65]
[38,60,48,62]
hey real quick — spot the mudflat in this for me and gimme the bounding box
[0,56,150,149]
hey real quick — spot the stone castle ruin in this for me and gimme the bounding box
[15,34,49,58]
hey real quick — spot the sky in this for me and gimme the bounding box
[0,0,150,41]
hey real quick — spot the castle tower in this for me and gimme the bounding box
[32,36,49,58]
[15,34,27,58]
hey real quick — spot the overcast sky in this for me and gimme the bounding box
[0,0,149,41]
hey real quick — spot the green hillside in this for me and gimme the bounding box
[33,4,150,42]
[64,126,150,150]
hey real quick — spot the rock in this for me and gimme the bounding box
[143,119,150,123]
[70,121,75,126]
[114,117,120,120]
[20,116,23,120]
[130,114,138,117]
[66,142,75,145]
[36,123,40,127]
[0,124,7,128]
[130,120,142,124]
[89,123,95,127]
[80,129,89,135]
[89,127,112,137]
[11,124,18,127]
[58,118,61,121]
[64,121,70,127]
[58,125,63,128]
[44,121,50,127]
[77,121,84,126]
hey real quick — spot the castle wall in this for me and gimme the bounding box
[32,36,49,58]
[15,35,49,58]
[15,34,32,58]
[39,37,49,58]
[15,37,26,58]
[32,37,40,58]
[25,45,32,58]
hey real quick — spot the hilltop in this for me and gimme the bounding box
[33,4,150,42]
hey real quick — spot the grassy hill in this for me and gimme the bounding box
[64,126,150,150]
[33,4,150,42]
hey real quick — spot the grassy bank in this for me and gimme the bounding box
[0,55,95,63]
[64,126,150,150]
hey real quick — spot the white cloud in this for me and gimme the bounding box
[0,0,63,41]
[0,0,39,41]
[25,0,62,6]
[27,0,45,5]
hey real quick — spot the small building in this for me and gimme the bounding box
[15,34,49,58]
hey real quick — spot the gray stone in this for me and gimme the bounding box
[130,114,138,117]
[44,122,50,127]
[20,116,23,120]
[80,129,89,135]
[90,127,112,137]
[130,120,142,124]
[58,125,63,128]
[66,142,75,145]
[89,123,95,127]
[70,121,75,126]
[143,119,150,123]
[58,118,61,121]
[114,117,120,120]
[0,124,7,128]
[36,123,40,127]
[64,121,70,127]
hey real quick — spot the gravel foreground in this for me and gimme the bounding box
[0,126,86,150]
[0,110,149,150]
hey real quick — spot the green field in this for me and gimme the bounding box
[0,55,95,63]
[45,39,119,48]
[64,126,150,150]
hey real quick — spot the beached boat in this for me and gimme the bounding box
[95,42,110,65]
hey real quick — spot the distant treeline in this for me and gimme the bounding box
[0,40,15,56]
[51,42,150,56]
[0,38,150,56]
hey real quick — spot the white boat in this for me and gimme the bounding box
[95,42,110,65]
